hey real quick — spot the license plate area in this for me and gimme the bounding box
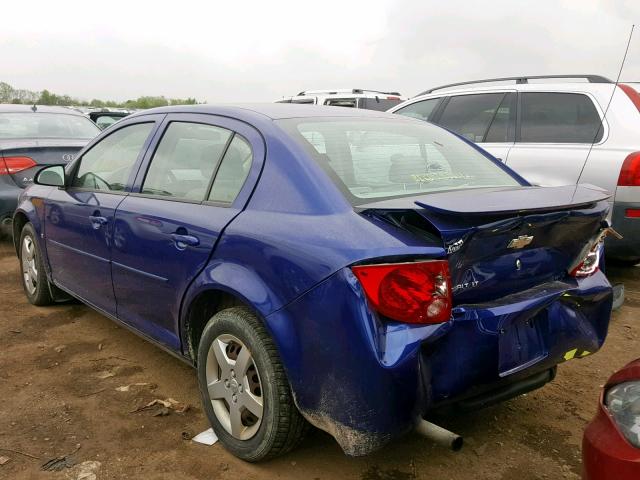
[498,311,547,377]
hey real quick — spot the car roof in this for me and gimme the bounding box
[129,103,405,122]
[408,82,617,99]
[0,104,87,115]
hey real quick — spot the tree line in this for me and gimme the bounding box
[0,82,199,109]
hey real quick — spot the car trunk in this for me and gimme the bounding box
[0,139,86,188]
[358,185,610,304]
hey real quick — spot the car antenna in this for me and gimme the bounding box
[576,24,635,191]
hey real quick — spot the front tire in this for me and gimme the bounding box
[196,306,307,461]
[19,223,53,306]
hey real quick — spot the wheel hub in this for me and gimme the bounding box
[205,334,264,440]
[21,236,38,295]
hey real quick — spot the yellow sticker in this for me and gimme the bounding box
[564,349,578,361]
[580,350,591,357]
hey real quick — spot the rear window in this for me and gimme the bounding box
[324,98,357,108]
[278,117,521,204]
[357,98,403,112]
[0,113,100,139]
[519,93,603,143]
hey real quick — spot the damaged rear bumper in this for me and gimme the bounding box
[265,268,612,456]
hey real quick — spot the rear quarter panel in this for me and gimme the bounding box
[580,88,640,198]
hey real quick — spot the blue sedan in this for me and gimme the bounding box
[13,104,613,460]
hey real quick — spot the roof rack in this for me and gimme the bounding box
[417,75,613,96]
[296,89,402,96]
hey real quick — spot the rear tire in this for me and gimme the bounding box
[196,306,307,461]
[19,223,53,306]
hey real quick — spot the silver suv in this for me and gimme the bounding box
[388,75,640,264]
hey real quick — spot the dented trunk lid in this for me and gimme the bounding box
[359,185,611,304]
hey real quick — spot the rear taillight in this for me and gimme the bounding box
[626,209,640,218]
[570,245,601,278]
[619,84,640,113]
[351,260,452,324]
[617,152,640,186]
[0,156,37,175]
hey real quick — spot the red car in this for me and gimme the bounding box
[583,359,640,479]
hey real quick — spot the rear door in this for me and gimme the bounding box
[110,114,264,349]
[505,92,605,186]
[45,116,163,315]
[432,92,516,162]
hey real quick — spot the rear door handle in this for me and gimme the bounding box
[171,233,200,250]
[89,215,108,230]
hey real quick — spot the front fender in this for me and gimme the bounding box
[14,189,47,253]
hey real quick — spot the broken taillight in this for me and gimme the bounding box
[570,245,602,278]
[351,260,452,324]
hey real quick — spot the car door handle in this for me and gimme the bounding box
[89,215,108,229]
[171,233,200,250]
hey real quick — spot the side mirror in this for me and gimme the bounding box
[34,165,66,187]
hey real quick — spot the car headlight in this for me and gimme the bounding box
[605,381,640,448]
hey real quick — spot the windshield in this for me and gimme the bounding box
[278,117,521,204]
[0,113,100,139]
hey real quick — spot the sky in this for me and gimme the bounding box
[1,0,639,102]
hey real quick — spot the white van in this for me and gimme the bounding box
[276,89,406,111]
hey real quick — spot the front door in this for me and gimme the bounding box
[45,120,160,315]
[110,115,263,349]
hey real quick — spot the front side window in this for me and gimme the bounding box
[395,98,441,121]
[278,117,520,204]
[437,93,509,142]
[208,135,253,204]
[519,92,603,143]
[72,122,154,191]
[142,122,232,201]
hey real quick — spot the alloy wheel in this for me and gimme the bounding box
[21,236,38,295]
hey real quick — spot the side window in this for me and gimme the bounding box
[485,93,516,142]
[437,93,508,142]
[208,135,253,204]
[520,93,603,143]
[73,122,154,191]
[142,122,232,201]
[324,98,357,108]
[395,98,441,121]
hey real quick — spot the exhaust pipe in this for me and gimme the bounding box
[415,419,463,451]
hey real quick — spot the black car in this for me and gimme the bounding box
[88,110,131,130]
[0,104,99,233]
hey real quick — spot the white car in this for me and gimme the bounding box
[276,89,406,111]
[388,75,640,264]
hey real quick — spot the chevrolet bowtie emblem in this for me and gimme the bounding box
[508,235,534,249]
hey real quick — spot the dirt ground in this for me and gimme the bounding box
[0,239,638,480]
